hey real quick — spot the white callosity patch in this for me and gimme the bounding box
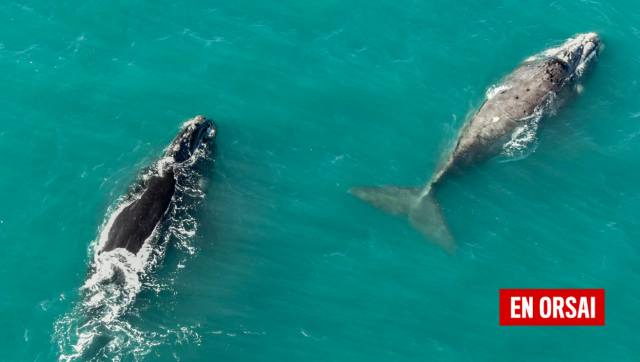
[53,119,213,361]
[574,39,598,77]
[207,126,216,139]
[555,33,599,66]
[525,32,600,73]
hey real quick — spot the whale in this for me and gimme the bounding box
[55,116,217,360]
[101,115,216,255]
[349,33,601,254]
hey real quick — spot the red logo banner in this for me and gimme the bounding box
[499,289,605,326]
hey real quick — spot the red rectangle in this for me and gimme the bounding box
[500,289,604,326]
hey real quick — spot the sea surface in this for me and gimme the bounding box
[1,0,640,360]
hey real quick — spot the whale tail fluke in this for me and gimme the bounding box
[349,186,457,254]
[408,191,457,254]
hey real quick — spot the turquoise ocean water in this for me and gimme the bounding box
[2,0,640,360]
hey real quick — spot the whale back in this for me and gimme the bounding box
[102,168,177,254]
[450,57,570,167]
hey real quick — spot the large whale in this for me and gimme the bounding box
[56,116,217,361]
[101,115,216,255]
[350,33,601,254]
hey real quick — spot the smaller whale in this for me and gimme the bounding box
[350,33,601,253]
[101,115,216,254]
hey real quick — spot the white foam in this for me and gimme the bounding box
[501,120,539,160]
[500,94,558,160]
[486,84,510,99]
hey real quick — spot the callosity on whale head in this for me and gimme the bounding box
[167,115,217,163]
[550,32,601,76]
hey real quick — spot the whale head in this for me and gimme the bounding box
[552,32,601,76]
[168,115,217,163]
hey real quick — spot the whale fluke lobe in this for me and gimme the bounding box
[350,185,456,254]
[408,191,456,254]
[349,186,419,215]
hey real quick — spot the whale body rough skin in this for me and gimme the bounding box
[101,115,216,255]
[350,33,601,254]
